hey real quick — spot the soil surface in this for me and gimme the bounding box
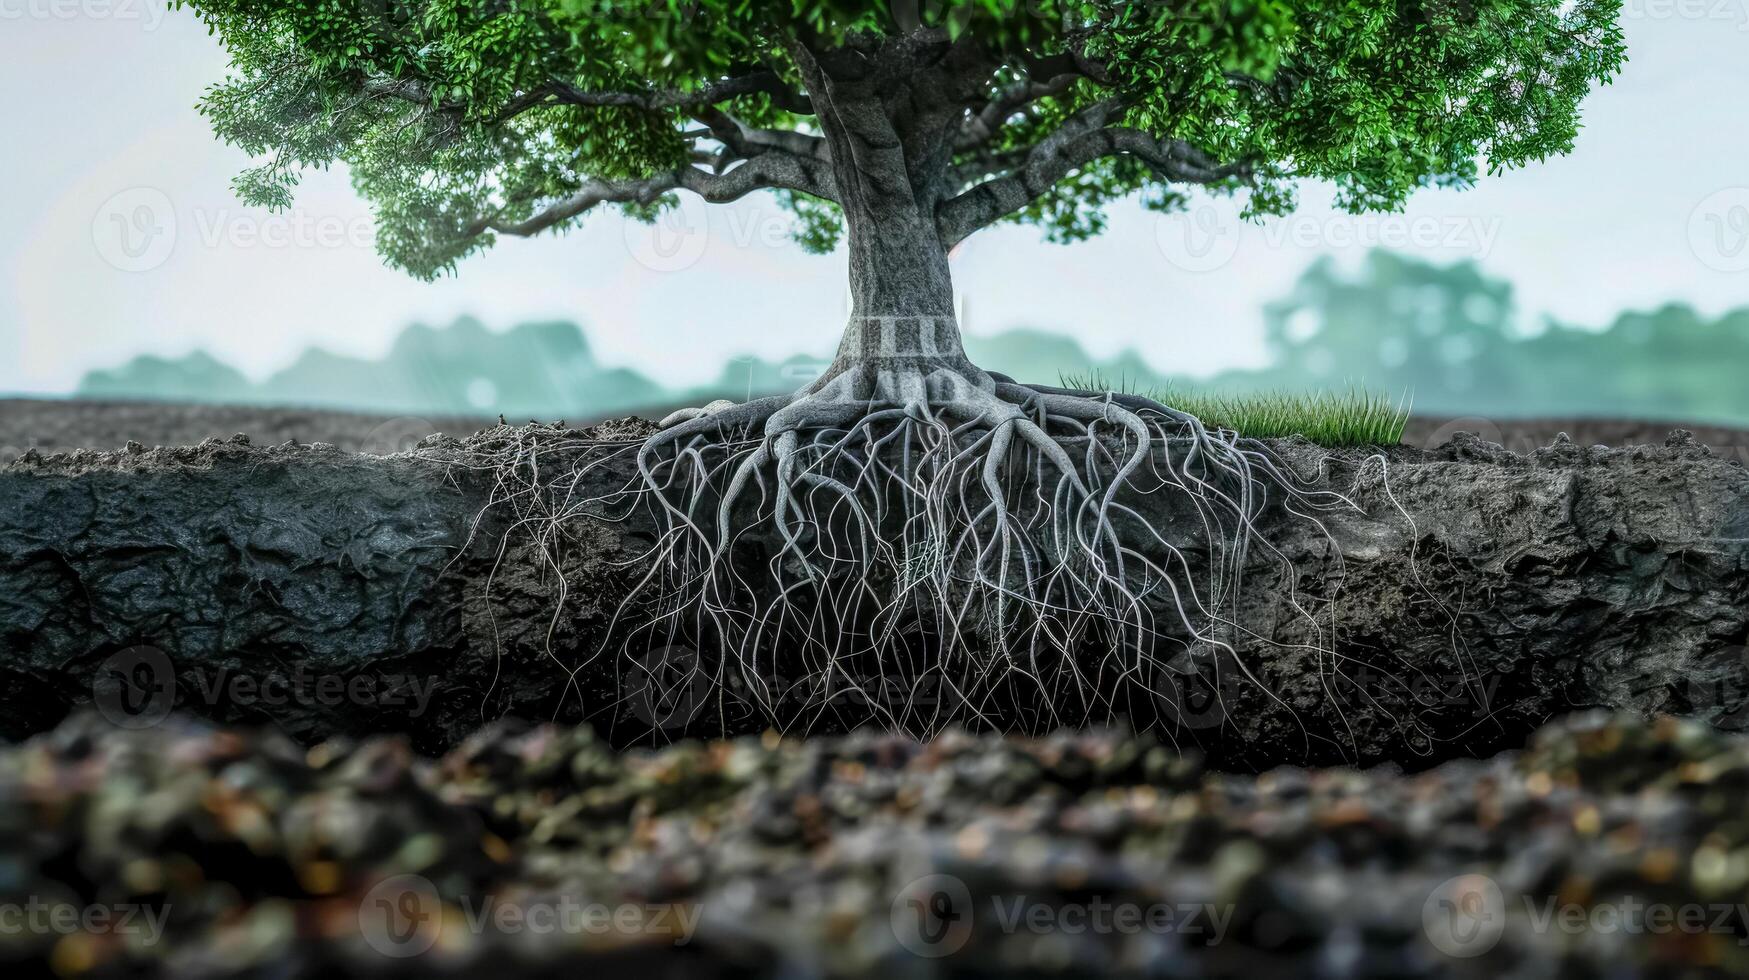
[1399,414,1749,460]
[6,396,1748,460]
[0,398,496,459]
[3,710,1746,978]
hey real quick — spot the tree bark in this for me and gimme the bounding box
[839,197,957,324]
[793,39,986,393]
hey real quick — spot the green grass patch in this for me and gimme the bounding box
[1059,372,1410,447]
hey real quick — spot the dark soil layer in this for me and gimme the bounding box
[4,401,1748,978]
[1401,415,1749,460]
[4,710,1747,978]
[4,411,1748,770]
[0,398,496,459]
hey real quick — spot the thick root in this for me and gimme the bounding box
[588,362,1360,743]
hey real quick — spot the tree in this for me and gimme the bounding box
[178,0,1627,733]
[181,0,1622,417]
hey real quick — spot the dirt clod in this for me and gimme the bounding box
[3,711,1745,978]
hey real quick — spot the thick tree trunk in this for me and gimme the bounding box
[818,213,980,393]
[793,37,981,390]
[813,217,982,400]
[842,201,957,322]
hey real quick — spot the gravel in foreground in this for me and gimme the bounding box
[3,712,1748,978]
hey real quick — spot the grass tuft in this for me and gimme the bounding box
[1059,371,1410,447]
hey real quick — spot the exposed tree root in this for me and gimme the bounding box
[580,357,1360,742]
[436,353,1479,761]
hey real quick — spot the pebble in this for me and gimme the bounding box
[3,712,1747,977]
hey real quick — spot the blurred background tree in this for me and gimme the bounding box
[1237,251,1749,423]
[77,250,1749,428]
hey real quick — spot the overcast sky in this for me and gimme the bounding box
[2,4,1747,395]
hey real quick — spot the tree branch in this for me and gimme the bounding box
[936,101,1249,247]
[1019,44,1114,87]
[692,107,829,162]
[545,71,813,114]
[1224,70,1296,106]
[364,69,814,125]
[955,72,1082,151]
[461,154,838,240]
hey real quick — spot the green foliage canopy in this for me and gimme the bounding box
[178,0,1626,278]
